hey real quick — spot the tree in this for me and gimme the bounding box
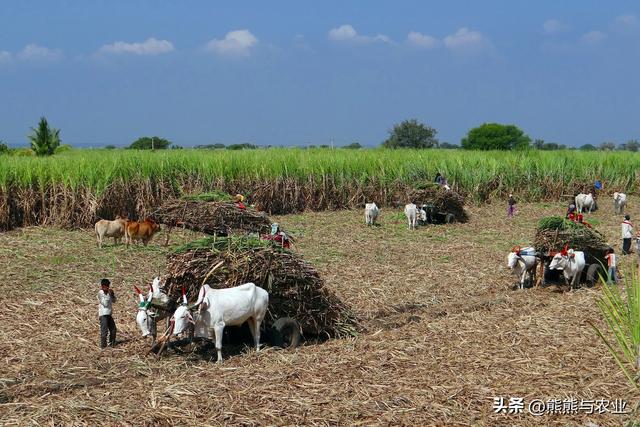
[28,116,61,156]
[439,142,460,149]
[533,139,545,149]
[0,140,8,155]
[461,123,531,150]
[382,119,438,149]
[619,139,640,152]
[342,142,362,149]
[226,143,258,150]
[599,141,616,151]
[128,136,172,150]
[579,144,597,151]
[104,145,117,150]
[195,143,225,149]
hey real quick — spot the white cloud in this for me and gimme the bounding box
[328,24,392,44]
[0,51,11,63]
[543,19,570,34]
[98,38,174,55]
[17,44,62,61]
[205,29,258,57]
[443,27,489,51]
[406,31,439,48]
[612,14,638,32]
[580,30,607,44]
[329,24,358,41]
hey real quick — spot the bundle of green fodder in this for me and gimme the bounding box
[153,198,271,235]
[163,236,358,338]
[408,183,468,223]
[534,216,609,258]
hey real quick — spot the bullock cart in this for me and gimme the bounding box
[407,184,468,224]
[152,198,271,244]
[533,216,609,288]
[150,235,358,357]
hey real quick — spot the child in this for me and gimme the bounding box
[605,248,618,285]
[622,215,634,255]
[98,278,117,349]
[507,194,517,218]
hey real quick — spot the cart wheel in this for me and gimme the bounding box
[271,317,301,349]
[445,213,455,224]
[586,263,602,287]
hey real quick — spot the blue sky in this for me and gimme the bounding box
[1,1,639,147]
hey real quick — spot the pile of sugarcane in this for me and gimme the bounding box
[534,216,609,257]
[407,184,468,223]
[152,199,271,236]
[163,236,358,338]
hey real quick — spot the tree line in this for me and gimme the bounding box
[2,116,640,156]
[381,119,640,151]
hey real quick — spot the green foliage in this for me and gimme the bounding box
[54,144,73,154]
[0,141,8,155]
[579,144,597,151]
[439,142,459,149]
[180,191,232,202]
[382,119,438,149]
[3,148,640,202]
[28,117,61,156]
[461,123,531,150]
[194,143,225,149]
[173,235,272,254]
[226,143,258,150]
[128,136,172,150]
[537,216,580,231]
[170,144,183,150]
[104,145,117,150]
[342,142,362,149]
[590,273,640,389]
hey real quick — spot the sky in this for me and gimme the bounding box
[1,1,639,148]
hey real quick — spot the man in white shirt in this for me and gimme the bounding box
[98,278,117,349]
[622,215,634,255]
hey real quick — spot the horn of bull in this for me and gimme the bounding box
[134,286,145,303]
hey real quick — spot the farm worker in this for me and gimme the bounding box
[507,194,517,218]
[234,194,246,209]
[566,203,576,219]
[622,215,634,255]
[636,231,640,259]
[605,248,618,285]
[98,278,117,349]
[434,172,443,185]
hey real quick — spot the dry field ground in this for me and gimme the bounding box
[1,198,640,426]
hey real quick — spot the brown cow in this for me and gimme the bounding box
[125,218,161,247]
[95,215,128,248]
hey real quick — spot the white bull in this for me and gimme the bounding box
[404,203,418,230]
[365,203,380,226]
[575,193,595,214]
[94,216,127,248]
[507,246,538,289]
[172,282,269,363]
[135,277,171,341]
[548,249,586,288]
[614,192,627,215]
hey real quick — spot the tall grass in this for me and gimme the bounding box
[591,274,640,390]
[0,148,638,198]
